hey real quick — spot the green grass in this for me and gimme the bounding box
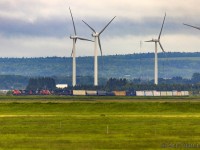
[0,96,200,149]
[0,95,198,101]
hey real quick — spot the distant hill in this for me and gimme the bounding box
[0,52,199,80]
[0,52,200,89]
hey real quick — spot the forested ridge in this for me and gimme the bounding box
[0,52,200,78]
[0,52,200,89]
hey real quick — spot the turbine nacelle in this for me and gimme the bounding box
[70,35,78,39]
[153,39,159,42]
[92,33,99,37]
[146,39,159,42]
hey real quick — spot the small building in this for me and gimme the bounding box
[0,90,9,95]
[56,84,68,89]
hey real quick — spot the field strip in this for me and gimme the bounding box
[0,114,57,118]
[1,114,200,118]
[110,114,200,118]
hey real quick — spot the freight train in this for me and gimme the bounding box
[12,89,134,96]
[12,89,189,96]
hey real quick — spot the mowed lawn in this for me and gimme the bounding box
[0,96,200,149]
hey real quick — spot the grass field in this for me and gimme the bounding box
[0,96,200,149]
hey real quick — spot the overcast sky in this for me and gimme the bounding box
[0,0,200,57]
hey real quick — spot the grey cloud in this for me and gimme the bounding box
[0,16,68,37]
[1,15,198,39]
[79,17,200,38]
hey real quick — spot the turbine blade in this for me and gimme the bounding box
[75,38,77,44]
[183,23,200,30]
[82,20,96,33]
[159,42,165,52]
[101,53,104,72]
[98,38,104,70]
[145,40,154,42]
[98,37,103,56]
[158,13,166,40]
[77,37,94,42]
[69,7,77,35]
[99,16,116,35]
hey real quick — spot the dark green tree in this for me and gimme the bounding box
[26,77,56,90]
[105,78,128,91]
[192,73,200,84]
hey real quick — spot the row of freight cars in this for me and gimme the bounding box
[12,89,131,96]
[12,89,190,96]
[136,91,189,96]
[12,89,52,95]
[72,90,129,96]
[69,90,190,96]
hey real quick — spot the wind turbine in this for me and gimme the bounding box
[69,7,93,87]
[183,23,200,30]
[82,16,116,86]
[145,13,166,85]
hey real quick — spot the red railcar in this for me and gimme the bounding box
[12,90,21,95]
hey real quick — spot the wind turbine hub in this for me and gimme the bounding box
[92,33,99,37]
[152,39,159,42]
[70,35,77,39]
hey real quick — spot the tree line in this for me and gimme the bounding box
[25,73,200,92]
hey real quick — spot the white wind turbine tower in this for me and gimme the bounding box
[82,16,116,86]
[145,13,166,85]
[69,7,93,87]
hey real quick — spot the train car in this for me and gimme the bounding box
[54,89,72,95]
[181,91,189,96]
[126,91,136,96]
[73,90,86,96]
[86,90,97,96]
[106,91,115,96]
[184,91,189,96]
[145,91,153,96]
[113,91,126,96]
[40,90,51,95]
[172,91,178,96]
[136,91,145,96]
[18,90,26,95]
[177,91,182,96]
[97,91,107,96]
[12,90,21,95]
[153,91,161,96]
[166,91,173,96]
[160,91,167,96]
[181,91,185,96]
